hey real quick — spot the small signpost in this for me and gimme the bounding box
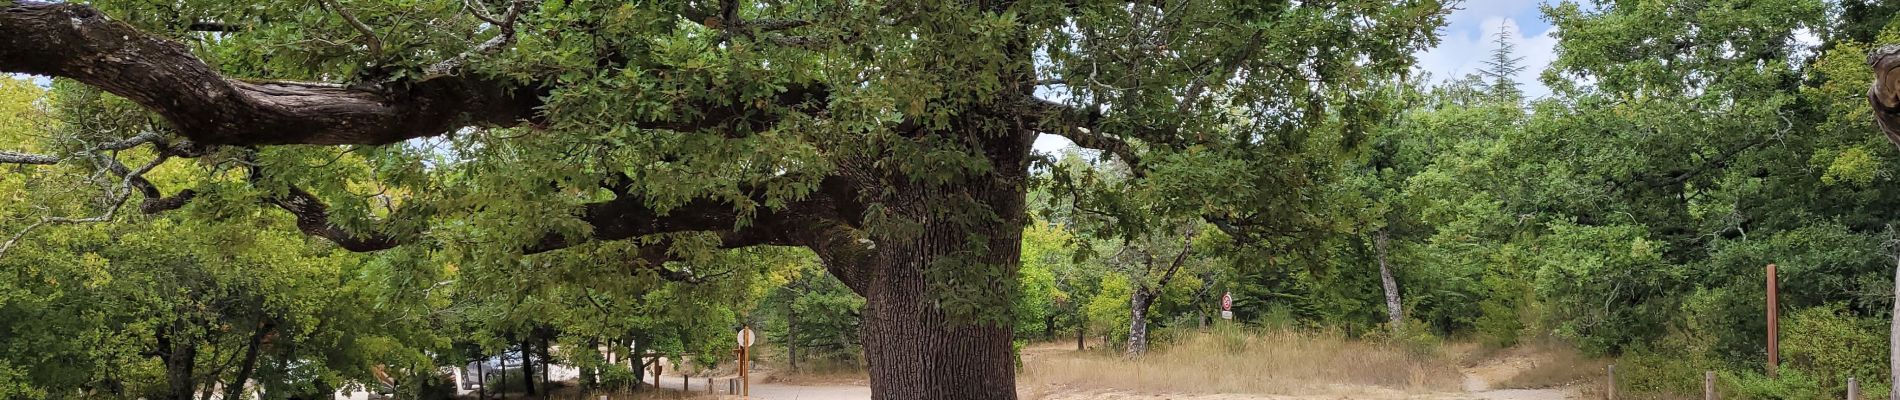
[737,326,757,399]
[1219,291,1234,320]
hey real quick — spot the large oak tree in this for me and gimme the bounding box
[0,0,1443,397]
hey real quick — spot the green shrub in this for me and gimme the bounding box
[1615,348,1714,397]
[1361,319,1442,357]
[1781,304,1888,398]
[1721,369,1823,400]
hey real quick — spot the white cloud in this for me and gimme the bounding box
[7,73,50,88]
[1415,17,1560,99]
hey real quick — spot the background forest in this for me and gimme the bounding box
[8,0,1900,400]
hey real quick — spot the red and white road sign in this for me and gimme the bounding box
[1220,292,1233,311]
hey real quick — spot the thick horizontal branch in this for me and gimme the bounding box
[187,22,245,32]
[266,185,405,252]
[1023,96,1145,173]
[1,2,541,146]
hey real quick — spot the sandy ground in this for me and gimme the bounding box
[647,344,1577,400]
[1458,351,1574,400]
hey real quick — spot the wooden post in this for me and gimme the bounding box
[1607,364,1617,400]
[1768,263,1780,378]
[1849,377,1860,400]
[1704,371,1715,400]
[682,373,686,391]
[741,345,750,398]
[707,377,713,394]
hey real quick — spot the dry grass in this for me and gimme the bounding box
[1492,340,1610,390]
[762,360,869,386]
[536,387,717,400]
[1017,326,1463,398]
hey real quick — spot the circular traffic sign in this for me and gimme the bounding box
[736,326,756,347]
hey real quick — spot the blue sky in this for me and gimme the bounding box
[1034,1,1565,152]
[1414,0,1562,100]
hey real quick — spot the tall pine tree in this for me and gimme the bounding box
[1478,23,1527,101]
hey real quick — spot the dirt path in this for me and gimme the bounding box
[654,373,870,400]
[1458,353,1573,400]
[651,343,1574,400]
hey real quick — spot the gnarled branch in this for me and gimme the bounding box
[1869,45,1900,149]
[1023,96,1145,173]
[1,1,542,146]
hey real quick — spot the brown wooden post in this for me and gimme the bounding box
[1849,377,1860,400]
[707,377,712,394]
[681,372,686,391]
[737,345,744,398]
[1704,371,1715,400]
[1607,364,1617,400]
[1769,263,1780,378]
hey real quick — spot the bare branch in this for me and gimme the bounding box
[429,0,531,77]
[318,0,383,59]
[0,152,169,258]
[461,0,504,26]
[0,151,58,165]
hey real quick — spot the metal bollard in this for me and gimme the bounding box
[1849,377,1860,400]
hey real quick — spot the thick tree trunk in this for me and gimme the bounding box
[159,327,198,400]
[788,304,800,372]
[857,235,1021,399]
[1076,321,1085,351]
[1890,254,1898,400]
[628,337,646,390]
[518,340,536,395]
[224,323,272,400]
[849,159,1027,400]
[581,338,599,390]
[476,356,487,400]
[536,334,550,398]
[1376,229,1404,328]
[1126,290,1153,357]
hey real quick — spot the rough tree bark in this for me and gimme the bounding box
[1869,45,1900,400]
[476,356,487,400]
[223,322,273,400]
[157,324,198,400]
[517,339,535,396]
[843,149,1029,400]
[1125,231,1198,357]
[1126,290,1153,356]
[1376,229,1404,328]
[787,303,800,372]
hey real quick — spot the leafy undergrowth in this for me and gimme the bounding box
[1016,325,1463,398]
